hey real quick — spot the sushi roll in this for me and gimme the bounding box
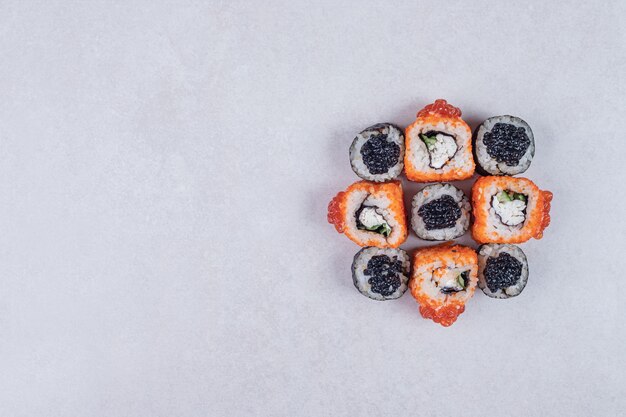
[351,247,410,300]
[327,180,408,248]
[472,176,552,244]
[409,243,478,327]
[404,99,475,182]
[474,116,535,176]
[349,123,404,182]
[477,244,528,299]
[411,183,471,240]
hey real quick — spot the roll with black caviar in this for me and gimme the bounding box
[411,183,471,240]
[351,247,410,300]
[477,244,529,299]
[474,115,535,176]
[349,123,405,182]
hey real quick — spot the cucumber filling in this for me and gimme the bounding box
[419,131,458,169]
[441,271,469,294]
[356,206,392,237]
[492,190,527,226]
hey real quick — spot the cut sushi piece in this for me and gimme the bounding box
[474,116,535,176]
[352,247,410,300]
[404,99,475,182]
[350,123,405,182]
[477,244,529,299]
[409,243,478,327]
[472,176,552,244]
[411,183,471,240]
[327,180,407,248]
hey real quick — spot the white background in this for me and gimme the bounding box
[1,1,625,416]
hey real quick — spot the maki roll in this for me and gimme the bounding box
[474,116,535,176]
[352,247,410,300]
[327,180,408,248]
[409,243,478,327]
[404,99,475,182]
[478,244,528,299]
[472,176,552,244]
[411,183,471,241]
[349,123,404,182]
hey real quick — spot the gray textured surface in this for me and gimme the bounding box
[1,1,625,416]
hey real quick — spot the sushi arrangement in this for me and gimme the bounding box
[328,99,553,327]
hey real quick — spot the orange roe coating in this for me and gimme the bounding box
[417,99,462,119]
[326,180,407,248]
[327,191,345,233]
[535,190,553,239]
[419,303,466,327]
[409,243,478,327]
[471,176,553,244]
[404,100,475,182]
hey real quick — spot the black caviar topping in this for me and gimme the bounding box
[364,255,403,296]
[484,252,523,292]
[417,195,462,230]
[483,123,530,166]
[361,134,400,174]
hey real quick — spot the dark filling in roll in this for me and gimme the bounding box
[484,252,522,292]
[417,195,461,230]
[361,134,400,174]
[423,130,453,139]
[364,255,403,296]
[483,123,530,166]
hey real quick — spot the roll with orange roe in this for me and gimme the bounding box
[327,180,407,248]
[404,99,475,182]
[409,243,478,327]
[471,176,552,244]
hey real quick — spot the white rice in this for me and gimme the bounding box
[475,115,535,175]
[411,183,471,240]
